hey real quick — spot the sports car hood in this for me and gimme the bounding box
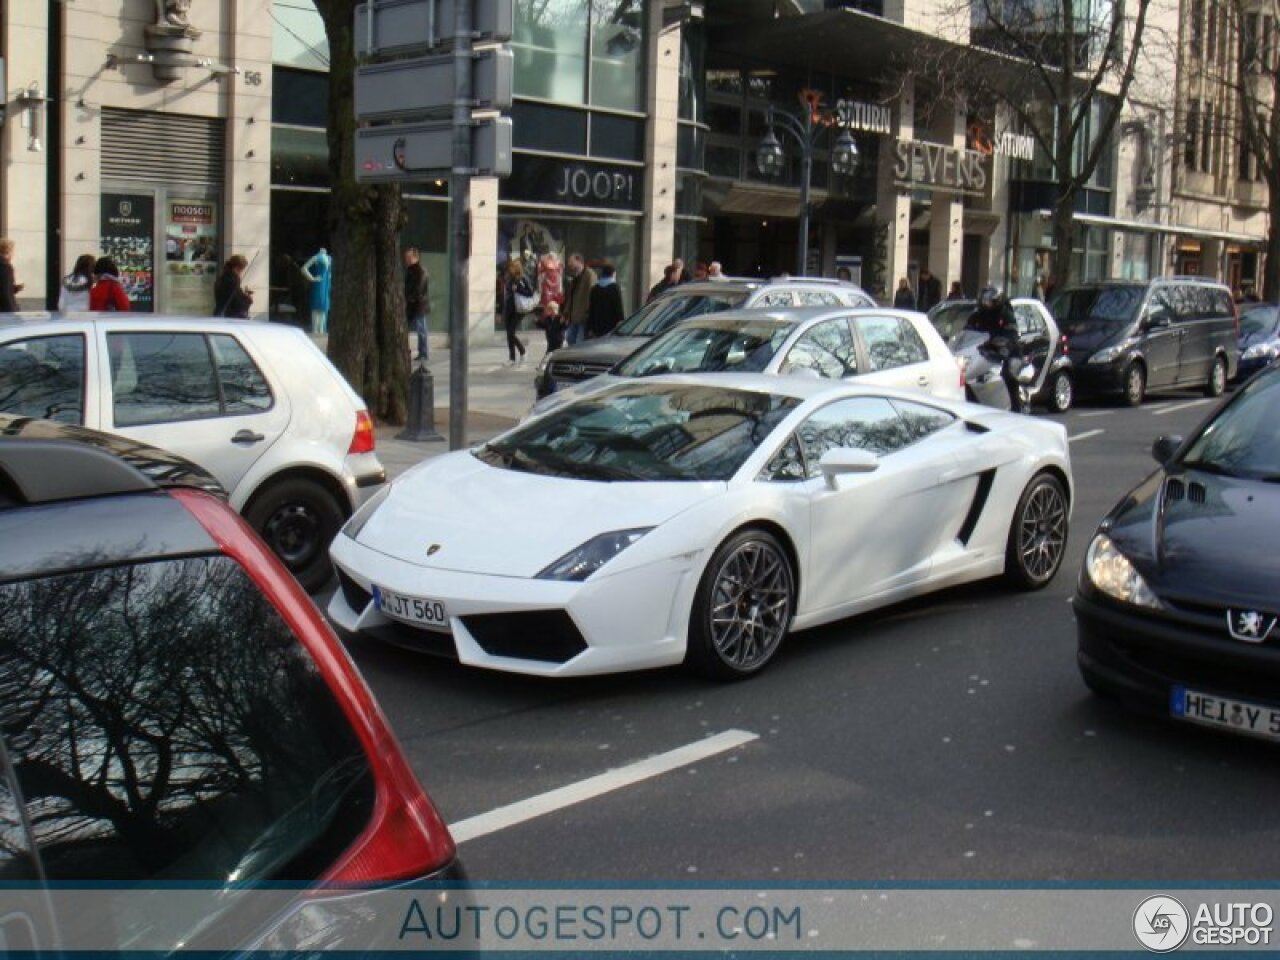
[1104,468,1280,609]
[351,450,724,576]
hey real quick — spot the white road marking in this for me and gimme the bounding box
[1144,403,1172,414]
[1077,410,1114,419]
[1153,398,1212,416]
[449,729,759,844]
[1068,429,1105,443]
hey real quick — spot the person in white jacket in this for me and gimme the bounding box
[57,254,96,311]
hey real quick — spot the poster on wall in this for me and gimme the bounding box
[100,193,155,312]
[165,199,220,315]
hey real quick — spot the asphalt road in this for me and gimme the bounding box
[342,390,1280,882]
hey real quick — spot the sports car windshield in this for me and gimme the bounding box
[1240,305,1279,337]
[1181,370,1280,480]
[615,322,796,377]
[614,292,748,337]
[476,383,800,482]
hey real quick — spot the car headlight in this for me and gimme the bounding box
[1088,340,1135,364]
[1242,341,1280,361]
[1084,533,1161,608]
[536,528,654,581]
[342,484,392,540]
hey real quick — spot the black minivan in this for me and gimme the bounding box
[1050,278,1239,406]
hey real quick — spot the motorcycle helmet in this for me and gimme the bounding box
[978,285,1002,309]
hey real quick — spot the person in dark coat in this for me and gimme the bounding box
[0,239,20,312]
[404,247,430,360]
[213,254,253,318]
[647,263,678,303]
[586,263,625,339]
[501,258,532,364]
[892,276,916,310]
[917,267,942,311]
[966,285,1024,412]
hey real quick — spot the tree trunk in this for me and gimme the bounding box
[315,0,409,423]
[1265,184,1280,303]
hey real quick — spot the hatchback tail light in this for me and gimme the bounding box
[350,410,376,455]
[172,489,457,887]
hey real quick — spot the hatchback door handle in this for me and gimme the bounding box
[232,429,265,445]
[917,376,930,386]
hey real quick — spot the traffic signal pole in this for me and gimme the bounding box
[449,0,472,450]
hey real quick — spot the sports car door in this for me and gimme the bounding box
[793,396,973,617]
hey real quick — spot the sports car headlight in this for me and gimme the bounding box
[1242,340,1280,361]
[1088,340,1135,364]
[1084,533,1161,608]
[342,484,392,540]
[536,528,654,581]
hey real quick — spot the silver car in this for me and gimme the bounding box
[0,313,385,590]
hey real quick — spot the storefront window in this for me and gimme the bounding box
[514,0,589,104]
[498,214,641,316]
[271,126,329,188]
[589,0,645,112]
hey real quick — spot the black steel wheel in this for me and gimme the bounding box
[687,528,795,681]
[245,477,346,593]
[1005,473,1069,590]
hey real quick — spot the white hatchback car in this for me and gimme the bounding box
[0,314,385,590]
[528,306,964,418]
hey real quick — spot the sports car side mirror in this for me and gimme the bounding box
[819,448,879,488]
[1152,434,1183,465]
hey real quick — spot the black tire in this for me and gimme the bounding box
[244,477,346,593]
[1205,354,1227,397]
[1046,369,1074,413]
[1004,473,1069,591]
[1122,362,1146,407]
[686,528,795,681]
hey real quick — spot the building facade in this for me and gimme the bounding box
[0,0,1269,344]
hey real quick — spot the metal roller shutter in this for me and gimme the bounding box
[101,108,225,185]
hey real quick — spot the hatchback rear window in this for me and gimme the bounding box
[615,292,748,337]
[0,554,373,882]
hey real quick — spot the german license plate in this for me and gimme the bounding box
[372,585,448,629]
[1170,685,1280,742]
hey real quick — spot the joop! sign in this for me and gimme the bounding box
[502,155,644,212]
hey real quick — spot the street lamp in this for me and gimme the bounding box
[754,104,861,276]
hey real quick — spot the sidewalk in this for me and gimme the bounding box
[319,332,545,480]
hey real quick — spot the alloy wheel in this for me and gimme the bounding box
[1017,480,1068,583]
[708,539,794,672]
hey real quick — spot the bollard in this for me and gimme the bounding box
[396,362,446,442]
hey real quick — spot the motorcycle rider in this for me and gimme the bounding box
[966,285,1025,412]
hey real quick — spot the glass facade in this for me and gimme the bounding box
[498,213,642,312]
[513,0,645,113]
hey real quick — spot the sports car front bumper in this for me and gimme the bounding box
[328,532,698,677]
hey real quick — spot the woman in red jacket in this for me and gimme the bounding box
[89,258,131,312]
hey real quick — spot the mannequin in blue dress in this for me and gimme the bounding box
[301,248,332,334]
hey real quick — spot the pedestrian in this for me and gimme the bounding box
[538,252,566,353]
[692,261,710,282]
[836,266,853,282]
[893,276,916,310]
[918,267,942,311]
[90,257,132,312]
[0,239,20,313]
[587,263,625,339]
[501,258,533,365]
[671,257,688,284]
[213,254,253,318]
[946,280,965,301]
[404,247,430,361]
[966,285,1024,412]
[708,261,726,279]
[58,253,97,311]
[563,252,596,346]
[647,263,678,303]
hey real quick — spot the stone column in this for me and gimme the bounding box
[875,76,914,302]
[643,5,680,294]
[2,2,51,306]
[467,177,500,343]
[927,100,966,297]
[225,0,273,301]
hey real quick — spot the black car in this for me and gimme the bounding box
[1050,278,1238,406]
[1235,302,1280,382]
[1075,361,1280,741]
[0,419,462,952]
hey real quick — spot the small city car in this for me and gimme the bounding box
[534,277,875,398]
[1050,278,1238,406]
[527,306,964,419]
[0,419,461,952]
[1075,362,1280,742]
[0,314,386,590]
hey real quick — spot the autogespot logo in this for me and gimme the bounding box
[1133,895,1191,952]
